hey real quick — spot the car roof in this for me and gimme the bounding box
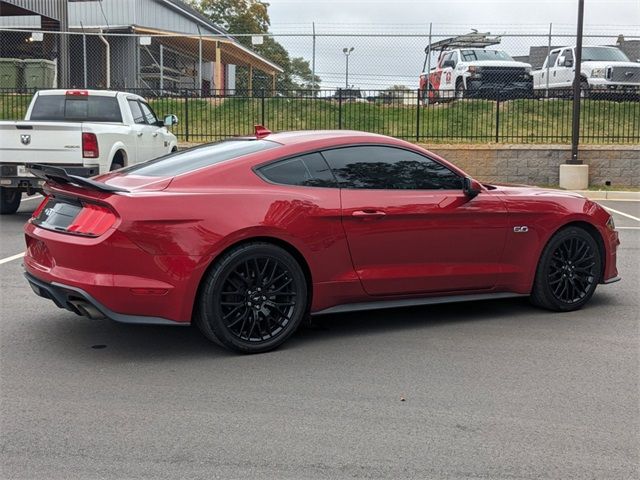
[263,130,401,147]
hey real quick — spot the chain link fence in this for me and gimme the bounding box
[1,26,638,143]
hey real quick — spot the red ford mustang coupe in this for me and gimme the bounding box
[24,129,620,353]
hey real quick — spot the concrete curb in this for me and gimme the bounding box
[574,190,640,201]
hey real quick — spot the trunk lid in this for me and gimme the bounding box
[0,121,84,165]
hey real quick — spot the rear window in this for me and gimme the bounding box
[30,95,122,122]
[120,140,279,177]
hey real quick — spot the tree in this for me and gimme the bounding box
[193,0,270,45]
[190,0,320,94]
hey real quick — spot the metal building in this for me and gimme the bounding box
[1,0,282,92]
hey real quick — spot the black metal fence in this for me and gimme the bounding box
[1,88,638,144]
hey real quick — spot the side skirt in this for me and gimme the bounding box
[312,292,528,316]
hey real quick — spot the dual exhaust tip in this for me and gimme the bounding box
[68,300,105,320]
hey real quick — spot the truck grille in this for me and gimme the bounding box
[479,67,529,83]
[609,66,640,84]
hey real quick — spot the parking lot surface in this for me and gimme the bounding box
[1,198,638,479]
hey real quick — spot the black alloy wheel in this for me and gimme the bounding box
[531,227,602,311]
[196,242,307,353]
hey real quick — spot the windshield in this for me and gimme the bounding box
[119,140,279,177]
[581,47,630,62]
[460,49,514,61]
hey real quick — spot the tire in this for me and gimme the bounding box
[195,242,308,354]
[530,226,602,311]
[580,80,590,99]
[110,151,125,171]
[0,187,21,215]
[455,81,465,100]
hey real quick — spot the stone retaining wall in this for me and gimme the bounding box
[420,144,640,188]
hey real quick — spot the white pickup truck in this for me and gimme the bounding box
[0,89,178,214]
[532,46,640,96]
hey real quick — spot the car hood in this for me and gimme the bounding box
[487,183,585,199]
[582,60,639,68]
[468,60,532,68]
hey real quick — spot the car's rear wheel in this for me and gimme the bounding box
[0,187,21,215]
[195,242,308,354]
[530,226,602,311]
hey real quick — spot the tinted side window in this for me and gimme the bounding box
[322,146,463,190]
[128,100,146,124]
[259,153,336,188]
[547,51,560,67]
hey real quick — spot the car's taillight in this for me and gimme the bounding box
[67,203,116,237]
[31,195,50,219]
[82,132,99,158]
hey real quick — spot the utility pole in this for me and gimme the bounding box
[560,0,588,190]
[58,0,70,88]
[343,47,354,89]
[570,0,585,164]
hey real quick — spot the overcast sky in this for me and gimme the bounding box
[263,0,640,89]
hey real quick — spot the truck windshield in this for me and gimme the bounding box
[581,47,630,62]
[30,95,122,122]
[460,49,514,61]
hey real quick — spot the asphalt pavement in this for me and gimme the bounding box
[1,197,638,479]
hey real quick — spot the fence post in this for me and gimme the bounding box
[184,90,190,143]
[261,89,266,126]
[416,88,421,142]
[338,88,343,129]
[495,93,500,143]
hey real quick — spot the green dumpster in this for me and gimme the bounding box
[0,58,23,89]
[23,59,56,89]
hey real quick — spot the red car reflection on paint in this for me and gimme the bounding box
[24,128,620,353]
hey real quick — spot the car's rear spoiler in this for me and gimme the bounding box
[29,164,129,193]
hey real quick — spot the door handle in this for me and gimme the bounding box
[352,210,386,218]
[152,132,158,137]
[137,132,143,137]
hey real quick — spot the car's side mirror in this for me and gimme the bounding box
[442,60,456,69]
[463,176,482,199]
[164,114,179,127]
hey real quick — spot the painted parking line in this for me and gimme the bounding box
[22,195,42,202]
[0,252,25,266]
[618,227,640,231]
[603,206,640,223]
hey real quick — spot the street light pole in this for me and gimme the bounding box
[343,47,354,89]
[570,0,585,164]
[560,0,588,190]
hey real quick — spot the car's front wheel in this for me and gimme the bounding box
[530,226,602,311]
[195,242,308,354]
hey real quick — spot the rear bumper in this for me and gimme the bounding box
[25,271,186,326]
[23,221,202,323]
[1,164,99,190]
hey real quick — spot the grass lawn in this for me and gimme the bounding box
[2,93,638,144]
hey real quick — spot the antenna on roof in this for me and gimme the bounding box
[254,125,272,139]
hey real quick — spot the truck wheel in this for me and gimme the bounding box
[455,81,465,100]
[580,80,590,99]
[0,187,21,215]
